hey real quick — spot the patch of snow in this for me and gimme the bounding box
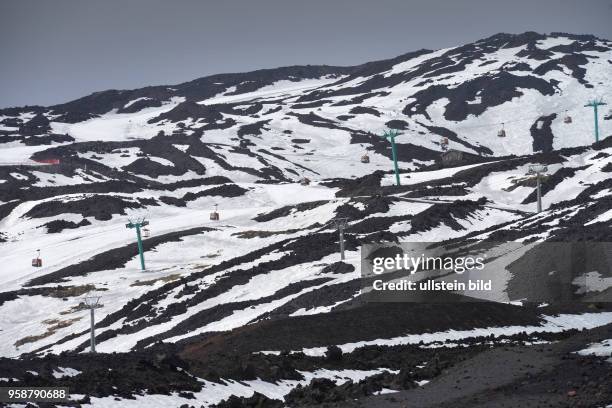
[577,339,612,362]
[52,367,82,378]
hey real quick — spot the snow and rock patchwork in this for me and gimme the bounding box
[290,312,612,357]
[1,32,610,180]
[0,31,611,407]
[0,135,610,359]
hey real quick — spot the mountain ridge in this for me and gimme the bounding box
[2,31,608,112]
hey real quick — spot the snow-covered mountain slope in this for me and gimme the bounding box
[0,31,611,408]
[1,137,611,358]
[1,32,611,180]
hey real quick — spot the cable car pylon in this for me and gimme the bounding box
[334,218,349,261]
[585,98,607,142]
[126,216,149,271]
[380,129,401,186]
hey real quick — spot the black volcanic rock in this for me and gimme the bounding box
[385,119,409,130]
[181,184,248,201]
[23,133,74,146]
[24,195,149,221]
[24,113,50,128]
[515,43,555,61]
[51,87,173,116]
[534,54,591,86]
[118,97,163,113]
[530,113,557,152]
[237,120,271,137]
[211,392,283,408]
[176,65,353,101]
[403,72,556,121]
[477,31,547,49]
[19,113,50,135]
[1,117,22,127]
[122,158,180,177]
[52,111,99,123]
[148,101,223,123]
[409,197,488,233]
[349,106,381,116]
[44,218,92,233]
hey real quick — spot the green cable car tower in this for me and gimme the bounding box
[380,129,402,186]
[585,98,607,143]
[126,217,149,271]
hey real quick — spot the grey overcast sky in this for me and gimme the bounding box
[1,0,611,108]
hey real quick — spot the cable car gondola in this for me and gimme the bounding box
[142,227,151,238]
[441,137,449,151]
[210,204,220,221]
[563,111,572,124]
[31,249,42,267]
[497,123,506,138]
